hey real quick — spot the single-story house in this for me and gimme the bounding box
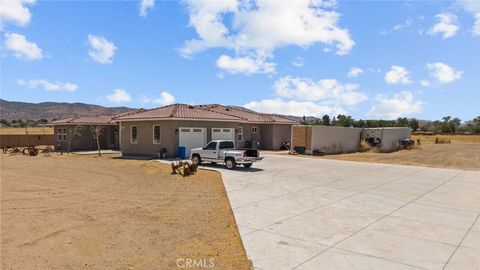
[115,104,297,158]
[292,125,412,154]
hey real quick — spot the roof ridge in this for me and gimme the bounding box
[198,105,247,120]
[169,104,179,117]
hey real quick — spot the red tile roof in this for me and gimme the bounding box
[114,104,245,121]
[51,104,298,125]
[199,104,297,124]
[51,109,144,125]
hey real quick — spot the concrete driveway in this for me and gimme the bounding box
[207,154,480,270]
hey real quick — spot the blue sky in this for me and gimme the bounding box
[1,0,479,120]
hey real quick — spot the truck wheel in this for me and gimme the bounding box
[225,158,236,170]
[192,154,202,165]
[243,163,252,168]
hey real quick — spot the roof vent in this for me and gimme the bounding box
[188,105,194,109]
[226,108,230,111]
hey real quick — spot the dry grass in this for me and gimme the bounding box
[413,134,480,144]
[1,154,250,270]
[0,127,53,135]
[319,138,480,171]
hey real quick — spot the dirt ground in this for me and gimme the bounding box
[1,154,250,269]
[318,135,480,171]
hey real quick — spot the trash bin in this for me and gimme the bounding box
[177,146,186,159]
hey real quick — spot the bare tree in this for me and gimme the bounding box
[90,126,105,156]
[67,125,85,152]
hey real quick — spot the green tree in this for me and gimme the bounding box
[322,114,330,126]
[409,118,419,131]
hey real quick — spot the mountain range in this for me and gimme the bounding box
[0,99,133,120]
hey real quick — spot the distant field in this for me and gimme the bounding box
[0,127,53,135]
[319,134,480,171]
[413,134,480,144]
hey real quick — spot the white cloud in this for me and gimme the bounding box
[380,18,414,34]
[87,35,117,64]
[420,80,431,87]
[181,0,354,74]
[105,89,132,103]
[292,57,304,67]
[3,32,43,61]
[458,0,480,36]
[216,54,275,74]
[474,12,480,35]
[347,67,363,78]
[273,76,367,106]
[426,62,463,84]
[139,0,155,17]
[140,91,176,106]
[367,91,423,119]
[0,0,35,28]
[17,79,77,92]
[428,13,459,39]
[244,99,346,117]
[385,65,412,84]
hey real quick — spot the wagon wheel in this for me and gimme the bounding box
[42,146,53,156]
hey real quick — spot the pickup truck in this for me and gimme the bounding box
[190,140,263,169]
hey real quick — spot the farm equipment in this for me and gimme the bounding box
[280,141,291,150]
[2,145,54,156]
[22,146,39,156]
[399,139,415,149]
[365,137,382,147]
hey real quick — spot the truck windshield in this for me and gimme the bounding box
[219,141,235,149]
[204,142,217,150]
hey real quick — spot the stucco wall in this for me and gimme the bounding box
[291,125,412,155]
[240,123,262,149]
[120,120,241,157]
[54,125,117,151]
[364,128,412,152]
[271,124,293,150]
[310,126,362,154]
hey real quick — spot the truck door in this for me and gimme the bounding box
[218,141,235,159]
[202,141,218,160]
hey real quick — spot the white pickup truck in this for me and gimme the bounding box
[190,140,263,169]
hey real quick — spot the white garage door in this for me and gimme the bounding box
[212,128,235,141]
[179,127,206,157]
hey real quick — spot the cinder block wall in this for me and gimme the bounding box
[364,128,412,152]
[310,126,362,154]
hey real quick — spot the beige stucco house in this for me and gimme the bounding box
[115,104,296,158]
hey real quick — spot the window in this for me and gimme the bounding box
[131,126,138,144]
[252,127,258,133]
[57,128,67,141]
[219,141,234,149]
[57,128,63,141]
[153,125,160,144]
[237,127,243,142]
[204,141,217,150]
[212,128,221,132]
[193,129,202,132]
[222,129,231,132]
[180,128,190,132]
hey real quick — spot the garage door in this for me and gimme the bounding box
[179,127,206,157]
[212,128,235,141]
